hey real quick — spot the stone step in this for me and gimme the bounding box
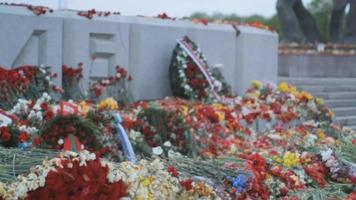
[335,115,356,126]
[332,107,356,117]
[324,99,356,108]
[346,125,356,131]
[312,92,356,100]
[279,77,356,86]
[297,85,356,93]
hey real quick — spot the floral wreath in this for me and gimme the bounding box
[41,114,101,150]
[169,36,232,102]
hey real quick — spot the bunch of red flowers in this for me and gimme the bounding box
[26,156,128,200]
[0,127,11,142]
[0,66,36,100]
[304,162,328,187]
[91,66,132,98]
[0,66,56,109]
[62,64,83,84]
[157,12,175,20]
[242,153,270,199]
[185,58,209,99]
[77,9,120,19]
[0,3,53,16]
[271,166,306,192]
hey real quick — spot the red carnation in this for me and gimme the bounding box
[0,127,11,142]
[167,165,179,177]
[18,132,30,143]
[40,102,49,110]
[180,179,193,191]
[33,136,42,146]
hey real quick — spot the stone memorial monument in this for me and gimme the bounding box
[276,0,322,43]
[330,0,356,43]
[0,5,278,100]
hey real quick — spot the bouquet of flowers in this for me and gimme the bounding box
[0,66,57,110]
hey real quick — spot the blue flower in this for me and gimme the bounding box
[227,174,248,193]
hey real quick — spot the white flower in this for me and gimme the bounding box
[213,80,222,91]
[57,139,64,145]
[152,146,163,155]
[321,148,333,162]
[184,84,192,91]
[67,162,73,168]
[213,63,224,68]
[163,141,172,147]
[306,134,318,146]
[15,183,28,198]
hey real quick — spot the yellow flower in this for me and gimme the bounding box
[142,176,155,187]
[193,182,214,197]
[290,86,300,97]
[272,155,282,163]
[317,129,326,140]
[283,151,300,167]
[217,111,225,121]
[213,103,225,110]
[78,101,91,116]
[147,193,154,200]
[0,183,5,198]
[251,80,263,89]
[328,110,335,118]
[278,82,290,93]
[300,91,313,101]
[98,98,119,110]
[316,97,324,105]
[181,106,189,116]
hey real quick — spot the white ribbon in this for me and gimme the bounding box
[0,113,12,127]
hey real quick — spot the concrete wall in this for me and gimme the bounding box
[279,54,356,78]
[0,5,278,100]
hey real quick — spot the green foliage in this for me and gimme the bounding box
[0,147,57,182]
[308,0,333,42]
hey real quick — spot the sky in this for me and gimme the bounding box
[4,0,313,18]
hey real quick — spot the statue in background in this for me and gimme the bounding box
[277,0,322,43]
[330,0,356,44]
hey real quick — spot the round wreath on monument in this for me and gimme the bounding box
[169,36,232,101]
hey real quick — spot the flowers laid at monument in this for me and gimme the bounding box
[0,75,355,199]
[0,35,354,199]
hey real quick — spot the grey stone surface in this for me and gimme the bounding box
[62,13,131,92]
[128,18,188,100]
[235,26,278,95]
[279,54,356,78]
[0,6,63,85]
[0,6,278,100]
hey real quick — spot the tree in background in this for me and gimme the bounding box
[307,0,333,43]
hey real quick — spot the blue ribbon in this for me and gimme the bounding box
[18,142,32,149]
[113,113,137,163]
